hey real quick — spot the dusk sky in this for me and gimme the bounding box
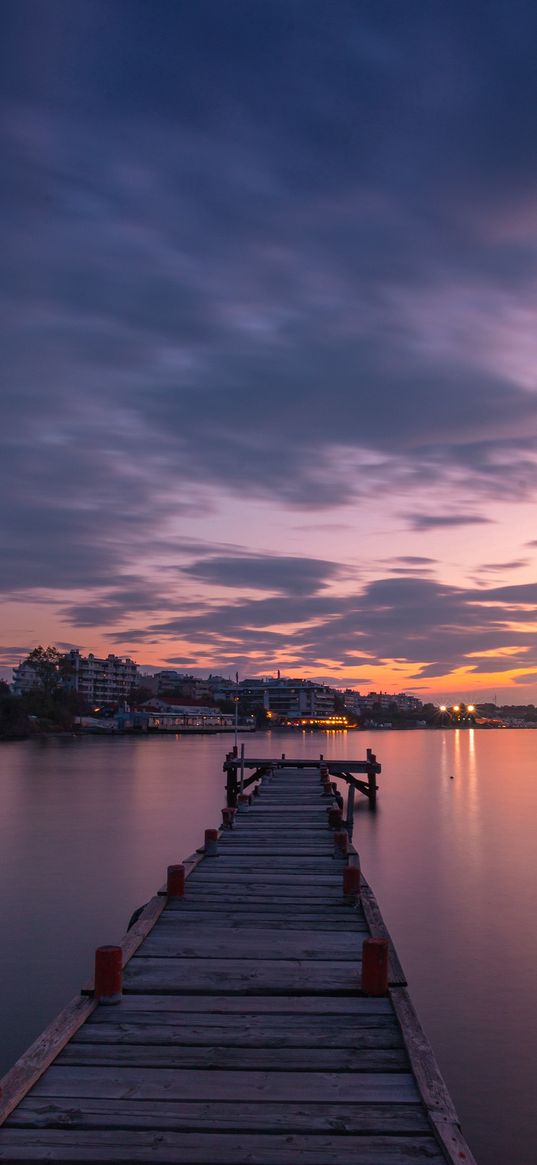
[4,1,537,700]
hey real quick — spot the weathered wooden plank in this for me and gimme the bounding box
[136,928,365,961]
[360,880,407,987]
[224,824,332,831]
[225,756,380,772]
[201,858,340,868]
[218,837,333,845]
[28,1065,421,1103]
[6,1097,430,1135]
[390,988,459,1123]
[123,956,369,994]
[0,995,97,1128]
[58,1043,409,1072]
[115,893,168,969]
[180,884,343,898]
[156,912,367,931]
[243,809,328,815]
[217,847,336,855]
[165,898,361,914]
[197,864,340,875]
[223,825,332,832]
[159,921,364,934]
[85,1012,399,1036]
[188,872,342,884]
[0,1128,444,1162]
[84,993,393,1016]
[253,798,328,803]
[74,1019,403,1050]
[429,1114,479,1165]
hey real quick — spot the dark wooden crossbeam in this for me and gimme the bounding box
[223,757,381,774]
[223,753,381,809]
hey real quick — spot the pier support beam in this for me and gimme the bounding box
[346,783,355,837]
[366,749,378,809]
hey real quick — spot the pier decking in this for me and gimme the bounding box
[0,761,476,1163]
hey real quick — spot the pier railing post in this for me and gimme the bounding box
[366,749,377,809]
[346,782,355,837]
[94,946,123,1005]
[225,753,239,807]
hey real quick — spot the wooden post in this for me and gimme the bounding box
[334,829,349,856]
[226,762,238,807]
[239,742,245,793]
[367,753,377,808]
[167,864,185,898]
[94,946,122,1005]
[343,864,361,898]
[346,782,355,836]
[204,829,218,855]
[362,937,388,995]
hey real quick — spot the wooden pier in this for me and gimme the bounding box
[0,758,476,1163]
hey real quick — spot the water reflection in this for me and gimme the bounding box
[1,730,537,1164]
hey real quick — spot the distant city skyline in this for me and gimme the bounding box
[4,2,537,702]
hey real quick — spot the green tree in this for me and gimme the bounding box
[23,646,72,696]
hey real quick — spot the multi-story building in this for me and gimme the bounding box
[342,689,363,715]
[144,671,214,701]
[11,662,40,696]
[237,678,336,719]
[13,649,139,705]
[66,650,138,705]
[357,691,423,713]
[207,676,237,702]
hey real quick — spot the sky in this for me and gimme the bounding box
[3,0,537,702]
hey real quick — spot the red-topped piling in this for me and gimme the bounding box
[94,946,122,1005]
[361,937,388,995]
[167,863,185,898]
[343,864,361,898]
[204,828,219,855]
[334,829,349,855]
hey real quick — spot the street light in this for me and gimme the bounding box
[234,670,239,751]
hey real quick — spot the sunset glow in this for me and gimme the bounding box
[3,3,537,703]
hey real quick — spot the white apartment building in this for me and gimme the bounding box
[357,691,423,713]
[11,662,40,696]
[67,650,138,705]
[12,649,138,704]
[238,678,336,719]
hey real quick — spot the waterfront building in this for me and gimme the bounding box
[12,649,139,704]
[238,678,336,719]
[345,690,423,714]
[66,650,138,705]
[11,662,40,696]
[342,689,363,714]
[144,671,215,701]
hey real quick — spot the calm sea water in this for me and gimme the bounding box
[1,728,536,1164]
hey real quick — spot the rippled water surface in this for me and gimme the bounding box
[1,729,536,1164]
